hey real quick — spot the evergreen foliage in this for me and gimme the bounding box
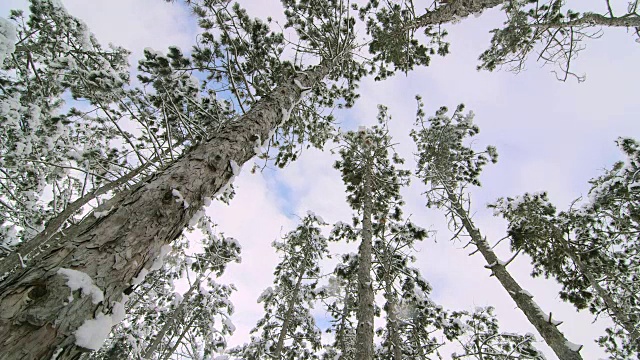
[451,306,543,359]
[230,213,328,359]
[89,217,240,360]
[411,96,582,360]
[331,110,462,359]
[0,0,130,249]
[360,0,640,81]
[0,0,637,358]
[490,138,640,358]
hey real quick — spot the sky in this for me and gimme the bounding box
[1,0,639,358]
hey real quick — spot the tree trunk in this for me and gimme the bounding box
[0,61,331,360]
[384,282,402,360]
[381,244,402,360]
[532,13,640,29]
[336,284,353,357]
[551,227,640,346]
[355,152,374,360]
[273,252,309,358]
[413,331,426,359]
[142,278,199,359]
[159,313,198,360]
[446,192,583,360]
[0,144,180,281]
[405,0,506,31]
[409,0,640,31]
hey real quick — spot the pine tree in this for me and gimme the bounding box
[373,224,459,360]
[333,112,406,359]
[0,0,370,356]
[230,212,328,359]
[0,1,235,278]
[410,96,583,360]
[451,306,543,359]
[359,0,640,81]
[85,216,239,360]
[490,138,640,358]
[320,258,358,360]
[333,107,460,359]
[0,0,130,252]
[393,269,461,358]
[3,0,629,358]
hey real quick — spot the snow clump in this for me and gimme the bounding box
[172,189,190,209]
[0,18,17,65]
[57,268,104,304]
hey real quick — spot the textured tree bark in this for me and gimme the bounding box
[532,13,640,29]
[0,144,180,281]
[405,0,506,30]
[355,152,374,360]
[0,62,331,360]
[550,227,640,347]
[446,193,583,360]
[409,0,640,31]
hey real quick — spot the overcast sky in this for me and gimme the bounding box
[2,0,639,358]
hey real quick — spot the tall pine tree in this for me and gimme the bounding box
[230,212,328,359]
[0,0,368,356]
[490,137,640,358]
[411,96,583,359]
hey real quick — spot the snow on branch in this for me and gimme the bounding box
[0,18,17,64]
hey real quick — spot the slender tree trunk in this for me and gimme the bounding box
[551,227,640,346]
[446,192,583,360]
[0,144,181,280]
[273,252,309,358]
[0,61,332,360]
[355,152,374,360]
[407,0,639,32]
[336,285,353,357]
[413,332,425,359]
[142,278,199,359]
[158,314,198,360]
[381,244,402,360]
[384,281,402,360]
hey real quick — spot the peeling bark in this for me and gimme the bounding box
[532,13,640,29]
[0,145,180,281]
[355,152,374,360]
[405,0,506,30]
[0,62,331,360]
[446,193,583,360]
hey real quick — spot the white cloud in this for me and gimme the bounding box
[210,169,296,346]
[61,0,197,64]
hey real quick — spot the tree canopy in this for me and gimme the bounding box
[0,0,638,359]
